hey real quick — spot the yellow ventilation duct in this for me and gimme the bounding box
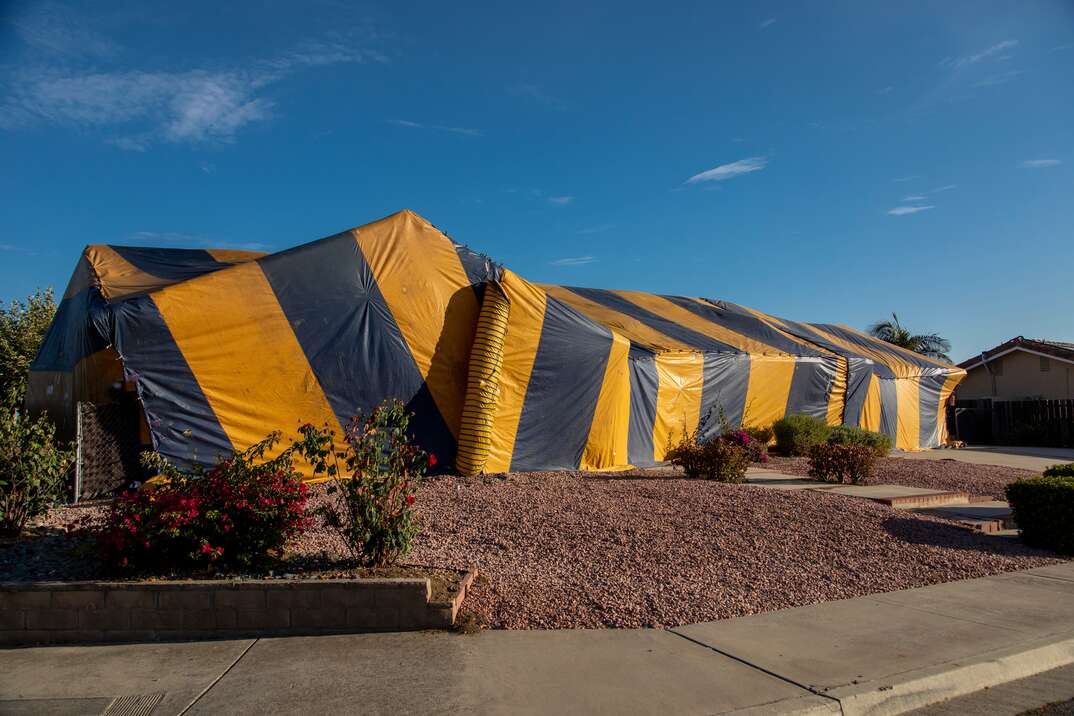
[456,282,510,475]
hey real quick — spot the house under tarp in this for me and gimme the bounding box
[28,210,965,481]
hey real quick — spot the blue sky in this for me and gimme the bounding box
[1,1,1072,362]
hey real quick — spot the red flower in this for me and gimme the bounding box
[200,543,213,554]
[405,494,415,505]
[428,453,438,467]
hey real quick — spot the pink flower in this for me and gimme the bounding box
[201,543,213,554]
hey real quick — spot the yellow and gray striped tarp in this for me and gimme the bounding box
[28,210,965,475]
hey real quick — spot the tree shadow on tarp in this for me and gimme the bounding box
[882,514,1056,558]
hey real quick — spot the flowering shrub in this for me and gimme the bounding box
[720,429,768,464]
[97,432,310,572]
[667,435,750,483]
[744,425,774,446]
[807,443,877,485]
[301,400,431,567]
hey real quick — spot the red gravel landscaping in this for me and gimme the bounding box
[5,465,1063,630]
[765,455,1036,500]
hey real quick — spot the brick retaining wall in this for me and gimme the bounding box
[0,571,475,646]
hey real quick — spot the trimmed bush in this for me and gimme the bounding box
[827,425,892,457]
[807,443,877,485]
[772,414,831,456]
[667,438,750,483]
[1006,476,1074,555]
[720,429,768,464]
[1042,463,1074,478]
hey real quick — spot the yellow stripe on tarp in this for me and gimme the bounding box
[485,269,547,472]
[652,351,704,462]
[805,324,920,380]
[86,245,174,301]
[580,331,632,471]
[860,374,882,432]
[743,355,796,428]
[150,261,339,458]
[354,210,479,439]
[543,285,695,352]
[936,370,966,444]
[616,292,789,356]
[894,376,921,450]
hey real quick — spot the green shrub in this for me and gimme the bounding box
[1042,463,1074,478]
[0,289,56,397]
[1006,476,1074,555]
[744,425,774,445]
[807,443,877,485]
[0,388,73,537]
[772,414,831,456]
[720,429,768,464]
[96,432,311,572]
[667,436,750,482]
[827,425,892,457]
[304,400,431,567]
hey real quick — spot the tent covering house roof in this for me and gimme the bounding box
[29,210,965,478]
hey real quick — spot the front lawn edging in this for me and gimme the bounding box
[0,569,477,646]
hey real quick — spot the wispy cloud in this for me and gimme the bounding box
[509,83,567,110]
[941,39,1018,70]
[1020,159,1061,169]
[387,119,482,137]
[887,205,935,216]
[902,194,927,202]
[548,195,574,206]
[550,256,595,266]
[9,1,119,58]
[1,34,386,148]
[931,184,957,192]
[876,85,894,95]
[971,70,1023,88]
[576,224,615,235]
[686,156,767,184]
[198,161,216,175]
[758,18,777,30]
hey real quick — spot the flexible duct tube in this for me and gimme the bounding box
[455,282,510,476]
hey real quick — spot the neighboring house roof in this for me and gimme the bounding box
[959,336,1074,370]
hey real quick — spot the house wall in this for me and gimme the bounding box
[957,349,1074,400]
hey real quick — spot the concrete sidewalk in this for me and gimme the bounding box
[2,562,1072,715]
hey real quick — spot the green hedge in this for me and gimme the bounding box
[808,443,877,485]
[772,414,830,456]
[827,425,892,457]
[1006,476,1074,555]
[1043,463,1074,478]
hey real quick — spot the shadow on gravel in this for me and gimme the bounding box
[881,515,1054,557]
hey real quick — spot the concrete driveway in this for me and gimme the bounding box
[894,446,1074,472]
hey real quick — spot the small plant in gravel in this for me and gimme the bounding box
[96,432,310,572]
[1006,475,1074,555]
[720,429,768,464]
[772,414,831,456]
[807,443,877,485]
[667,435,750,482]
[827,425,892,457]
[0,388,73,538]
[301,400,431,567]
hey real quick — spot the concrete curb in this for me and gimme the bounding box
[739,633,1074,715]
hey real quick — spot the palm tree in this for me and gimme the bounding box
[868,313,952,363]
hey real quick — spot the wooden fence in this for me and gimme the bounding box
[950,398,1074,447]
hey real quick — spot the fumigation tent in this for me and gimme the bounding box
[28,210,965,477]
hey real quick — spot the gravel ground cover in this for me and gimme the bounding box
[4,466,1062,629]
[766,455,1036,500]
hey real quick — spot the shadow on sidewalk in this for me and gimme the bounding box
[882,514,1058,558]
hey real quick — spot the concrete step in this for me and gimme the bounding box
[914,501,1016,534]
[814,484,972,509]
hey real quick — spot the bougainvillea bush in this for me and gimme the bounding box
[301,399,431,567]
[96,432,310,572]
[720,429,769,464]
